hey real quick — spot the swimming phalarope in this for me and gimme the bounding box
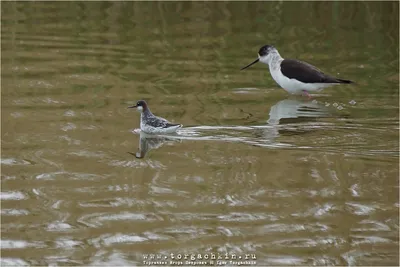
[128,100,182,134]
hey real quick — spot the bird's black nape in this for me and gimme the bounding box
[136,100,147,107]
[258,45,275,57]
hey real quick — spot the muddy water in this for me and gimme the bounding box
[1,1,399,266]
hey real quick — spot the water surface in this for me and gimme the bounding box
[1,1,399,266]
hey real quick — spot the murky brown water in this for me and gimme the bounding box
[1,1,399,266]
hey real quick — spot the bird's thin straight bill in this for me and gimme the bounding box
[241,58,259,70]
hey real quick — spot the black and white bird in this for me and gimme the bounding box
[241,45,354,98]
[128,100,182,134]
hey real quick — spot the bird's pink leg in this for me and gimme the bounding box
[302,90,312,99]
[132,128,141,134]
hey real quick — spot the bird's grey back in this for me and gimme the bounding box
[142,110,180,128]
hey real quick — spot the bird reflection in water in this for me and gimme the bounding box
[130,131,181,159]
[252,98,332,141]
[267,98,330,125]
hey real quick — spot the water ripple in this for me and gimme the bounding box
[90,234,148,248]
[0,258,30,267]
[1,158,32,166]
[35,171,105,180]
[0,191,27,200]
[77,212,161,228]
[0,239,47,249]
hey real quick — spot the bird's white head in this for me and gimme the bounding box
[241,44,281,70]
[258,45,278,65]
[128,100,148,113]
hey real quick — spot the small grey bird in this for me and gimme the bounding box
[128,100,182,134]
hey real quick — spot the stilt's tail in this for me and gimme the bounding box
[336,78,354,84]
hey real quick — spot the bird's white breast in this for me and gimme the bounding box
[141,124,181,134]
[269,65,336,94]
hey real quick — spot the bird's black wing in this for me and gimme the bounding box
[280,59,341,84]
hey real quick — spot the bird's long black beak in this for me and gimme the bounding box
[127,105,137,109]
[241,58,259,70]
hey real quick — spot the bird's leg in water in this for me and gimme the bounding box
[302,90,312,99]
